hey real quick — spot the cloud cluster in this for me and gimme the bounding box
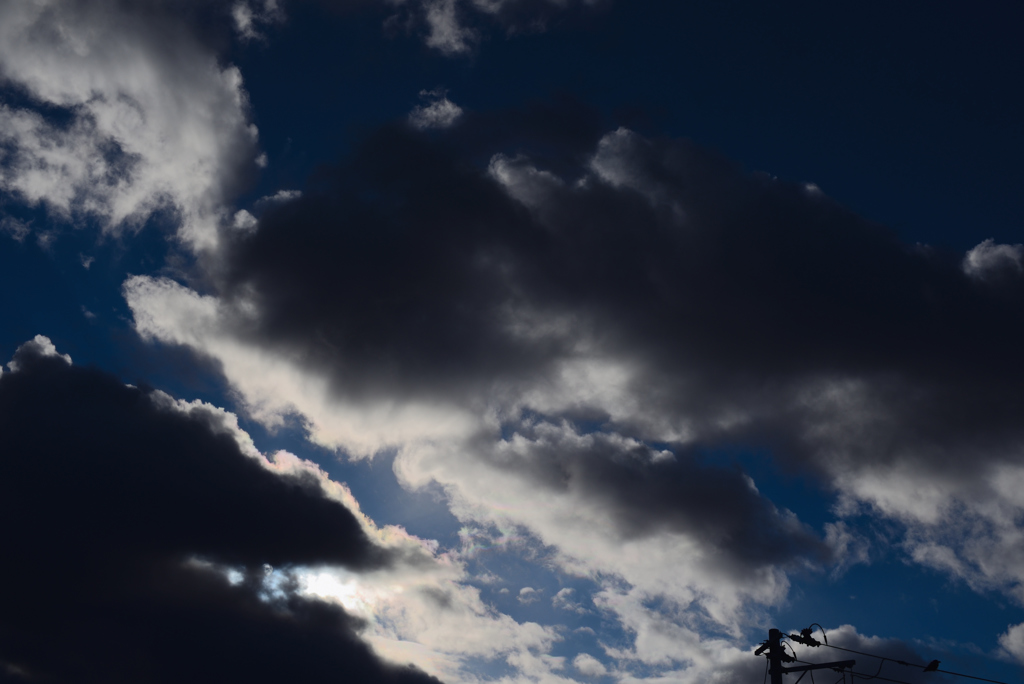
[123,113,1024,675]
[7,0,1017,680]
[231,0,285,41]
[0,0,260,251]
[2,335,586,684]
[409,90,464,130]
[0,336,446,682]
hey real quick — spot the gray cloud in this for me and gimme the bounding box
[131,108,1024,616]
[469,420,830,578]
[0,336,439,683]
[963,238,1024,282]
[220,120,1024,472]
[409,90,464,130]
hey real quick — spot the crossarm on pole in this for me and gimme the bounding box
[781,660,855,674]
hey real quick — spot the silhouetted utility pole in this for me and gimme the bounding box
[755,628,854,683]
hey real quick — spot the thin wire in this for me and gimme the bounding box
[819,643,1009,684]
[763,656,769,684]
[845,671,916,684]
[790,624,1008,684]
[792,659,909,684]
[863,655,887,680]
[821,644,925,668]
[919,670,1006,684]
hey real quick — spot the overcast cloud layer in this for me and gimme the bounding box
[123,112,1024,677]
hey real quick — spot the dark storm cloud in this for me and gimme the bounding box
[449,96,607,171]
[223,121,1024,449]
[474,423,830,576]
[0,339,439,683]
[219,124,558,401]
[209,112,1024,573]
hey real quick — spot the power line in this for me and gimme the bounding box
[790,659,913,684]
[846,671,915,684]
[806,625,1009,684]
[792,658,914,684]
[818,644,1008,684]
[756,624,1010,684]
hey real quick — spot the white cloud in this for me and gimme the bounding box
[0,216,30,242]
[6,335,72,373]
[786,372,1024,604]
[488,154,565,214]
[595,586,754,670]
[423,0,477,55]
[589,127,687,218]
[963,238,1024,280]
[822,422,1024,602]
[572,654,606,677]
[302,561,562,684]
[999,622,1024,664]
[397,424,797,634]
[123,275,480,456]
[232,2,259,39]
[552,588,587,614]
[233,209,259,232]
[255,189,302,207]
[409,91,464,130]
[232,0,284,41]
[0,0,261,252]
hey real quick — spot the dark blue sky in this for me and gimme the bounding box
[237,1,1024,249]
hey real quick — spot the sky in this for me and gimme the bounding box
[0,1,1023,683]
